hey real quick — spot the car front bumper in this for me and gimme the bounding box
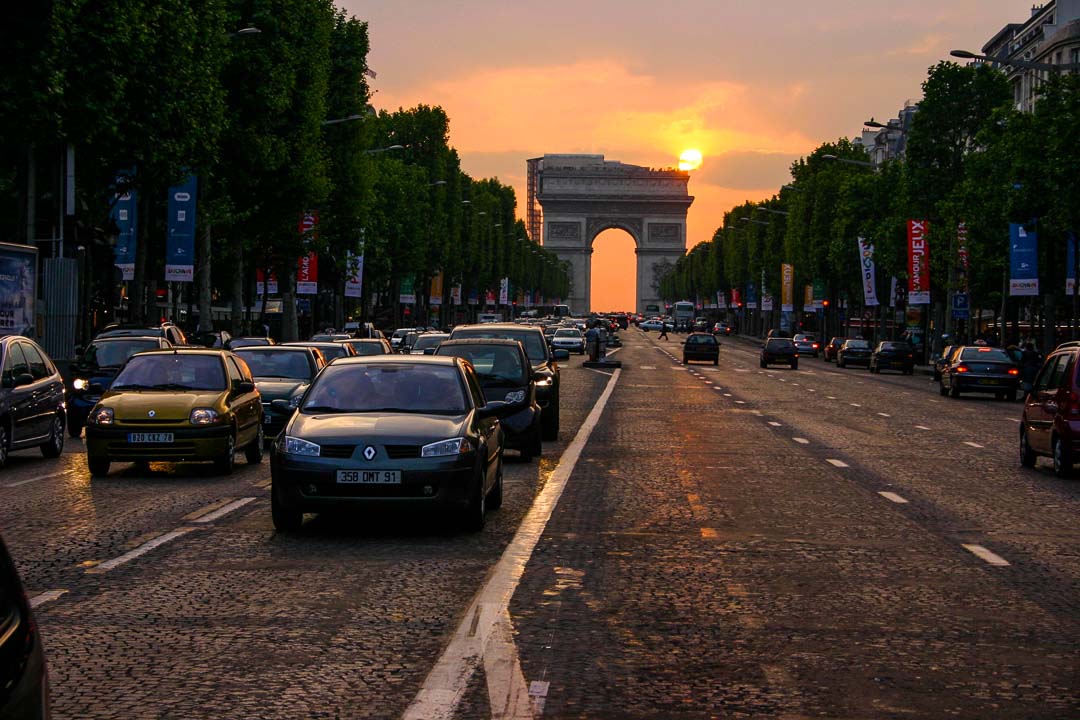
[85,425,233,461]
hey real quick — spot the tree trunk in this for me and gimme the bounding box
[131,191,149,324]
[198,226,213,331]
[230,242,244,335]
[281,271,298,342]
[1043,293,1056,354]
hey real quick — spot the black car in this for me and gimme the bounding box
[233,346,326,441]
[939,345,1020,400]
[0,534,50,719]
[282,341,357,363]
[339,338,392,356]
[269,356,511,532]
[226,336,276,350]
[448,324,569,441]
[0,336,67,467]
[682,333,720,365]
[190,330,232,349]
[870,341,915,375]
[823,336,847,363]
[68,335,172,438]
[837,339,872,368]
[436,338,543,461]
[97,322,187,347]
[760,338,798,369]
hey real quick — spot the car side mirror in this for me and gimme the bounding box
[74,345,85,357]
[423,348,437,355]
[478,400,515,419]
[553,349,570,361]
[270,399,292,413]
[237,381,256,394]
[14,372,34,387]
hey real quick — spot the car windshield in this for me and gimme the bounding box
[846,340,871,349]
[347,341,387,356]
[235,350,312,380]
[960,347,1012,362]
[111,354,226,391]
[438,345,527,384]
[413,335,448,351]
[83,339,158,369]
[302,363,468,414]
[453,328,548,363]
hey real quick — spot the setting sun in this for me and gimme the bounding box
[678,148,703,171]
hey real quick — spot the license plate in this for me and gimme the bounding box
[978,378,1000,385]
[264,413,272,424]
[127,432,174,443]
[336,469,401,484]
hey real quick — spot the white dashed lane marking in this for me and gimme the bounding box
[793,438,810,444]
[877,413,891,417]
[767,422,782,427]
[29,589,68,609]
[192,497,257,523]
[915,425,931,431]
[963,441,984,449]
[86,528,198,574]
[962,544,1010,567]
[825,459,849,468]
[878,491,908,504]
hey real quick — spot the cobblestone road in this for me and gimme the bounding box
[2,330,1077,718]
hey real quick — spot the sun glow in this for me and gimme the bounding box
[678,148,703,171]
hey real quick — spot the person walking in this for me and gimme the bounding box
[658,321,670,341]
[1020,342,1042,401]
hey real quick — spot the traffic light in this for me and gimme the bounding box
[823,299,830,308]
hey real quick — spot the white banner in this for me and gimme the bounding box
[761,295,773,311]
[344,252,363,298]
[858,237,879,307]
[499,277,509,305]
[452,285,462,305]
[716,291,727,310]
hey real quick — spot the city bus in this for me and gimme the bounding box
[673,301,695,329]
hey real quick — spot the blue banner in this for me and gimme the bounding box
[165,175,198,282]
[110,173,137,281]
[745,282,758,310]
[1008,223,1038,296]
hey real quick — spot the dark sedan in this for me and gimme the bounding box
[436,339,543,461]
[870,341,915,375]
[793,334,820,358]
[682,333,720,365]
[939,346,1020,400]
[269,356,510,532]
[340,338,393,356]
[837,339,872,368]
[0,534,50,719]
[282,341,357,362]
[823,336,847,362]
[0,336,67,467]
[233,346,326,441]
[68,335,171,437]
[226,336,275,350]
[933,345,958,381]
[760,338,798,369]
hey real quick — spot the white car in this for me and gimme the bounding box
[550,328,585,354]
[390,327,417,349]
[639,319,665,331]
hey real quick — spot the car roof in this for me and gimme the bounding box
[332,355,461,367]
[233,345,311,353]
[128,348,227,357]
[457,323,542,332]
[92,335,162,343]
[439,338,524,348]
[284,341,348,348]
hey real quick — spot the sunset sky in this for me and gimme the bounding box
[344,0,1023,311]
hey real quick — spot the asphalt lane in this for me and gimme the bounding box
[0,359,610,719]
[496,329,1078,719]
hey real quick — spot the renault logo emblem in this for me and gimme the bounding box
[148,410,156,418]
[363,446,376,461]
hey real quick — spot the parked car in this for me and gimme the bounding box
[792,334,820,358]
[436,338,543,461]
[269,356,514,531]
[339,338,393,356]
[682,332,720,365]
[0,336,67,467]
[0,533,50,719]
[233,346,326,442]
[1021,342,1080,475]
[939,345,1020,400]
[837,339,872,368]
[760,338,798,369]
[823,336,847,363]
[870,341,915,375]
[282,341,357,363]
[550,328,585,355]
[83,349,264,477]
[68,335,173,438]
[226,336,275,350]
[97,321,187,347]
[448,324,568,441]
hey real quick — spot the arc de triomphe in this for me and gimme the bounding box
[529,154,693,315]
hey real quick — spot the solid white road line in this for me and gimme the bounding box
[825,459,849,468]
[193,497,256,523]
[793,438,810,444]
[962,544,1010,567]
[29,589,68,609]
[5,470,75,488]
[963,441,985,448]
[86,528,198,574]
[402,368,622,720]
[878,491,909,504]
[639,366,656,370]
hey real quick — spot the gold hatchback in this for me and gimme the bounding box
[84,349,263,477]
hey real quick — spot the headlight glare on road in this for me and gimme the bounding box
[421,437,472,457]
[90,407,114,425]
[504,390,526,404]
[284,436,321,457]
[73,378,89,391]
[189,408,219,425]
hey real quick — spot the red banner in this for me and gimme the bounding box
[297,212,319,295]
[907,219,930,304]
[731,288,742,307]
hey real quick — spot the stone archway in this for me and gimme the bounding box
[529,154,693,315]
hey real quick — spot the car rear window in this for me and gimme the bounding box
[767,339,794,349]
[235,350,313,380]
[846,340,870,349]
[347,341,388,356]
[960,347,1011,363]
[687,335,716,345]
[302,363,468,414]
[437,345,527,384]
[452,328,548,363]
[413,335,449,351]
[85,339,159,369]
[112,354,226,391]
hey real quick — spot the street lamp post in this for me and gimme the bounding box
[950,49,1080,73]
[821,154,876,170]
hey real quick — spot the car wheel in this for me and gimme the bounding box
[461,465,487,532]
[759,359,767,368]
[1052,435,1074,477]
[487,453,504,511]
[244,423,265,464]
[214,432,236,475]
[87,455,110,478]
[1020,428,1037,468]
[0,424,9,470]
[40,413,65,458]
[542,400,559,442]
[939,381,948,397]
[791,360,798,370]
[949,382,961,399]
[271,481,303,531]
[713,357,718,366]
[838,358,846,368]
[1007,389,1018,402]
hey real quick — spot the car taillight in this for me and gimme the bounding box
[1007,368,1019,376]
[955,365,969,373]
[907,354,913,358]
[812,343,819,349]
[1062,390,1080,418]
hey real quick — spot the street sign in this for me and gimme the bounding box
[952,292,970,319]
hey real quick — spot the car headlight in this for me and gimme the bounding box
[73,378,89,391]
[89,407,114,425]
[504,390,525,404]
[421,437,473,457]
[283,436,321,456]
[534,376,553,388]
[189,408,220,425]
